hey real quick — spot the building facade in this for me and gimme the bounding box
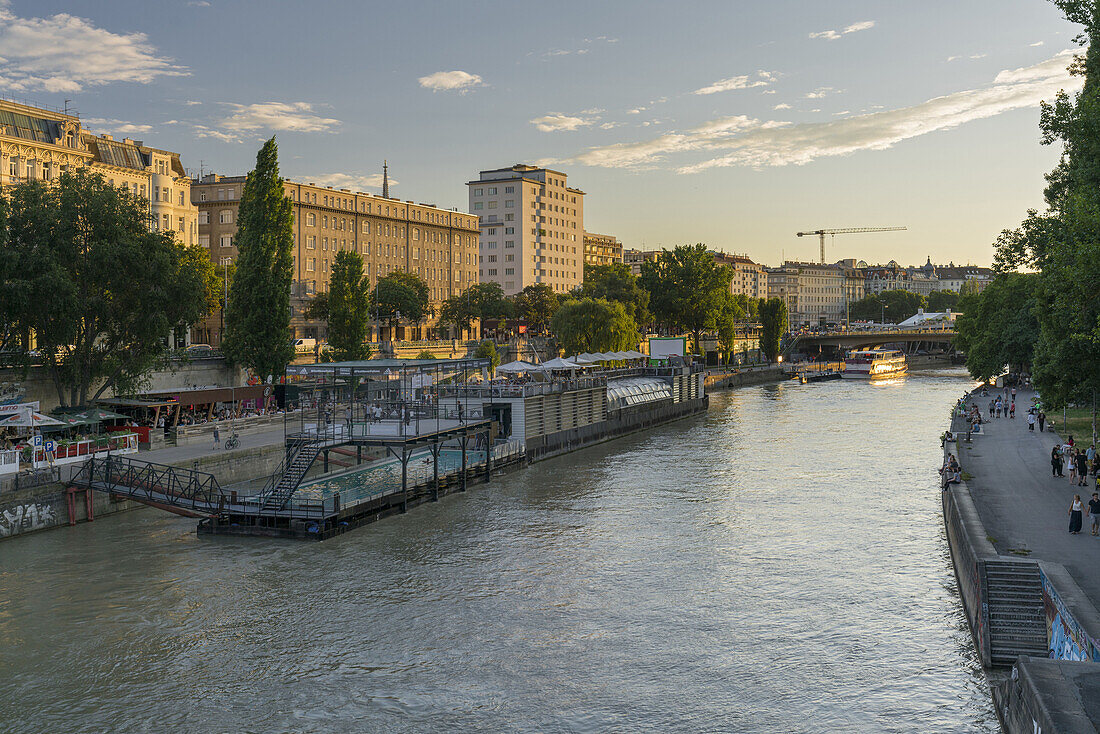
[623,248,660,276]
[936,264,993,293]
[192,174,480,345]
[468,164,584,296]
[766,261,865,328]
[583,232,622,268]
[712,252,769,299]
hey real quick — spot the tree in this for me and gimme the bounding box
[515,284,559,334]
[439,282,514,334]
[715,293,747,364]
[550,298,639,355]
[302,291,329,322]
[578,263,652,325]
[848,290,925,323]
[6,169,214,406]
[758,298,788,363]
[639,244,733,352]
[326,250,372,361]
[374,271,430,333]
[954,273,1040,383]
[926,289,960,312]
[416,350,437,359]
[474,339,500,375]
[222,137,295,382]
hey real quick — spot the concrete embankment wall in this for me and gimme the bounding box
[704,366,785,390]
[0,441,286,541]
[526,397,708,463]
[994,657,1100,734]
[942,482,997,667]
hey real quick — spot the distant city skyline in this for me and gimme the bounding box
[5,0,1082,266]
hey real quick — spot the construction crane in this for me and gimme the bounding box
[796,226,907,264]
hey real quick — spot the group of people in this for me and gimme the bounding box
[940,453,961,487]
[1068,492,1100,535]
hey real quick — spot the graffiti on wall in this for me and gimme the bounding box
[1041,566,1100,662]
[0,503,57,537]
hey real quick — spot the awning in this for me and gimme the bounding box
[0,410,66,428]
[497,360,539,373]
[140,385,270,407]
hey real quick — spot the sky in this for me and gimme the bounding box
[3,0,1084,267]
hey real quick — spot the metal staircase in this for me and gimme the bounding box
[259,441,322,511]
[985,559,1048,665]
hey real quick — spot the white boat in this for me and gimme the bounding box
[843,349,908,379]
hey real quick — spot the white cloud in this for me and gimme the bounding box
[297,172,393,192]
[530,113,594,132]
[774,103,792,110]
[809,20,875,40]
[218,102,340,134]
[192,124,238,143]
[187,0,211,6]
[805,87,836,99]
[627,107,644,114]
[84,118,153,135]
[418,70,483,92]
[1031,41,1045,47]
[599,122,622,130]
[693,70,776,95]
[0,3,187,92]
[184,100,202,106]
[559,50,1079,173]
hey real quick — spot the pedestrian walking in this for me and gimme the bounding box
[1089,493,1100,536]
[1089,445,1097,474]
[1010,401,1016,419]
[211,423,221,450]
[1039,411,1047,432]
[1070,448,1079,484]
[1070,494,1084,534]
[1053,445,1065,477]
[1011,387,1017,401]
[1076,450,1089,487]
[1027,412,1036,431]
[989,399,995,417]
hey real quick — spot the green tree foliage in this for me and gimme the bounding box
[578,263,652,325]
[848,290,925,324]
[715,294,747,364]
[925,289,960,312]
[326,251,372,361]
[0,195,21,356]
[474,339,500,374]
[302,291,329,322]
[416,350,437,359]
[954,273,1040,383]
[374,270,431,329]
[222,137,295,382]
[550,298,639,355]
[439,282,514,333]
[758,297,788,362]
[515,284,559,334]
[987,2,1100,407]
[639,244,733,352]
[6,169,214,406]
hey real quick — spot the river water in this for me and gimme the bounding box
[0,369,996,733]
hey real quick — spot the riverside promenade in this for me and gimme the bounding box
[951,389,1100,733]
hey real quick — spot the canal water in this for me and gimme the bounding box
[0,369,996,733]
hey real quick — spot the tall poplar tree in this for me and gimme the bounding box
[326,250,372,361]
[222,137,295,381]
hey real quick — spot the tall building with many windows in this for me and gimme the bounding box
[767,261,865,327]
[468,164,584,295]
[192,174,480,344]
[711,252,769,299]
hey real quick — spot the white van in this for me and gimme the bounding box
[293,338,316,354]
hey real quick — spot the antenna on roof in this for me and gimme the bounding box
[382,160,390,199]
[63,99,71,114]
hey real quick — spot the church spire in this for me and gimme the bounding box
[382,160,389,199]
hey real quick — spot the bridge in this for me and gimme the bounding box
[785,326,956,354]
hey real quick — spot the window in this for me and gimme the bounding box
[487,201,497,209]
[178,217,185,232]
[473,188,483,196]
[307,212,316,226]
[179,190,185,206]
[362,221,370,234]
[199,191,206,202]
[505,200,514,208]
[218,189,225,200]
[488,187,497,195]
[198,235,210,246]
[473,202,483,210]
[220,234,233,248]
[198,211,209,224]
[505,227,514,235]
[306,258,316,272]
[219,210,233,224]
[505,186,514,193]
[307,235,316,249]
[505,268,514,275]
[505,240,515,248]
[413,228,420,240]
[322,215,328,228]
[162,214,170,230]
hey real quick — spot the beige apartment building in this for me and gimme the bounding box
[468,164,584,296]
[583,232,622,268]
[767,261,865,328]
[192,174,480,344]
[712,252,768,299]
[0,100,198,248]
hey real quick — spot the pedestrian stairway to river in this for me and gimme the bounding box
[984,559,1048,666]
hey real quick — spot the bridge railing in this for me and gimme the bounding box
[72,455,227,515]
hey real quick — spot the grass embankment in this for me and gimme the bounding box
[1056,407,1098,443]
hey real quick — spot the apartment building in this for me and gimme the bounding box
[468,164,584,296]
[583,232,623,268]
[711,252,769,299]
[936,264,993,293]
[623,248,660,276]
[192,174,480,344]
[0,99,198,248]
[767,261,865,327]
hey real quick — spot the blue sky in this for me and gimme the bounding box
[7,0,1082,266]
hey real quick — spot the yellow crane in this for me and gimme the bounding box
[796,226,907,264]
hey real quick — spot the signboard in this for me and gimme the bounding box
[648,337,687,361]
[0,401,40,415]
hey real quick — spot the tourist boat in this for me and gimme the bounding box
[842,349,908,379]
